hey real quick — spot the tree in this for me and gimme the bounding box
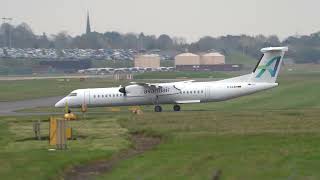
[53,31,72,49]
[157,34,173,50]
[12,23,37,48]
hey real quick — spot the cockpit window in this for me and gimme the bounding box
[68,93,77,97]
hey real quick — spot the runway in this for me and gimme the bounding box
[0,96,63,116]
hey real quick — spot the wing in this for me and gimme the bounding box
[130,80,195,88]
[130,82,162,89]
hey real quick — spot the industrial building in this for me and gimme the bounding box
[175,52,242,71]
[175,53,200,66]
[134,54,160,68]
[200,52,225,65]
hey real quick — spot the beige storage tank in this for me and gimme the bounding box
[175,53,200,66]
[200,52,225,65]
[134,54,160,68]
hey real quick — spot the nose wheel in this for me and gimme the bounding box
[154,105,163,112]
[173,105,181,112]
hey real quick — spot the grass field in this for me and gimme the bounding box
[96,72,320,179]
[0,114,130,180]
[0,78,126,102]
[134,71,233,80]
[0,67,320,179]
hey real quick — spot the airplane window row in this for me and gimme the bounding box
[144,88,169,94]
[93,94,123,98]
[227,86,242,88]
[181,90,204,94]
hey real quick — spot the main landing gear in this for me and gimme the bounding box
[153,96,181,112]
[173,104,181,112]
[154,105,163,112]
[154,105,181,112]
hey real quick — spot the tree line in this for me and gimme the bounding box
[0,22,319,63]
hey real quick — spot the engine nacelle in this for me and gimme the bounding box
[119,85,145,96]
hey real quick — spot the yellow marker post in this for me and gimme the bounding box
[49,117,57,146]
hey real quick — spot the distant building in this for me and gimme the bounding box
[86,11,91,34]
[134,54,160,68]
[200,52,225,65]
[175,52,241,71]
[175,64,242,71]
[175,53,200,66]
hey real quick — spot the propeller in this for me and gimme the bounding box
[119,86,127,96]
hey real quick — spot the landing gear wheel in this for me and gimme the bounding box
[154,105,163,112]
[173,105,181,112]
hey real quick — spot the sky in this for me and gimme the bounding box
[1,0,320,42]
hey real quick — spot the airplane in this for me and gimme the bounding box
[55,47,288,112]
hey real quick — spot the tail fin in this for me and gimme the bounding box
[250,47,288,83]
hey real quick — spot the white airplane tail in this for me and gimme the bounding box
[250,47,288,83]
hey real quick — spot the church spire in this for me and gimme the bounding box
[86,11,91,34]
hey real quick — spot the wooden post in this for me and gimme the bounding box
[56,119,67,150]
[33,120,41,140]
[49,117,57,146]
[49,117,67,150]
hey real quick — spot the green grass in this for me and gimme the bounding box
[0,114,130,180]
[100,110,320,180]
[134,71,232,79]
[1,69,320,179]
[0,78,126,102]
[96,72,320,179]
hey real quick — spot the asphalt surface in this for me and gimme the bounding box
[0,96,63,116]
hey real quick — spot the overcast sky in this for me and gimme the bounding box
[1,0,320,41]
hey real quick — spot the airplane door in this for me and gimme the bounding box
[205,86,211,102]
[83,90,90,106]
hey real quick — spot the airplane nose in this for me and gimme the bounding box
[55,98,65,108]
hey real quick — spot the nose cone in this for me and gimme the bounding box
[55,98,66,108]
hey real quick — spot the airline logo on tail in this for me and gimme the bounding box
[256,56,281,78]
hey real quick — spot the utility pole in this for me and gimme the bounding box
[2,17,13,48]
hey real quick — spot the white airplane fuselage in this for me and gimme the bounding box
[55,81,277,108]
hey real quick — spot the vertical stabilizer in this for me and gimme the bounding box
[250,47,288,83]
